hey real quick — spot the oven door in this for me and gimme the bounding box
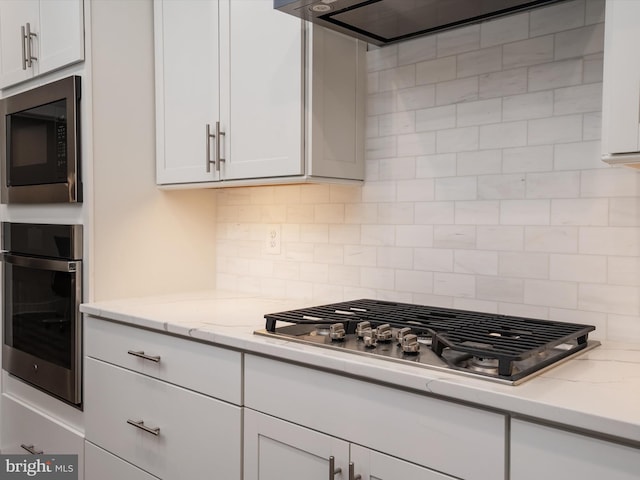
[2,253,82,406]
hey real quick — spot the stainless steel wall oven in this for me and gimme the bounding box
[1,222,83,407]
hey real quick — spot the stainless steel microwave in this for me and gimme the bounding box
[0,76,82,204]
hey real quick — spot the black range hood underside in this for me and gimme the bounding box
[275,0,562,46]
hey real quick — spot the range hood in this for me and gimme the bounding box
[274,0,560,46]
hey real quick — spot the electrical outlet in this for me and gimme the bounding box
[265,224,281,255]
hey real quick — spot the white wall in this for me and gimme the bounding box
[215,0,640,343]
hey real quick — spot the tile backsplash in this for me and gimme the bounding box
[216,0,640,343]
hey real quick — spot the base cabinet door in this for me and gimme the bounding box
[511,419,640,480]
[244,408,350,480]
[85,442,158,480]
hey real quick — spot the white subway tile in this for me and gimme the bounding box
[330,185,362,204]
[457,46,502,78]
[579,227,640,256]
[478,174,526,199]
[366,136,397,160]
[433,226,477,248]
[480,12,529,48]
[414,293,456,308]
[284,243,314,262]
[436,24,480,57]
[367,45,398,72]
[583,53,604,83]
[477,276,524,303]
[455,200,500,224]
[395,270,434,294]
[525,226,579,253]
[281,224,301,242]
[457,150,502,176]
[437,126,480,153]
[457,98,502,126]
[396,225,434,247]
[301,263,330,283]
[362,181,397,203]
[434,272,476,297]
[314,204,344,223]
[550,254,607,282]
[313,244,344,264]
[368,72,379,94]
[329,225,361,244]
[416,57,457,85]
[528,59,583,92]
[300,224,329,243]
[435,176,477,200]
[525,279,578,309]
[608,314,640,344]
[361,225,395,246]
[528,115,583,145]
[610,198,640,227]
[454,250,499,275]
[549,308,608,338]
[608,257,640,286]
[396,85,436,111]
[499,252,550,279]
[416,153,457,178]
[480,121,527,149]
[503,36,554,69]
[501,199,550,225]
[579,284,640,315]
[582,112,601,140]
[360,267,396,290]
[530,0,585,37]
[554,23,604,61]
[526,171,580,198]
[397,131,437,156]
[365,160,380,181]
[585,0,605,25]
[554,83,602,115]
[272,262,300,281]
[435,77,479,106]
[503,91,553,121]
[455,298,498,313]
[344,245,377,267]
[287,204,315,223]
[414,248,454,272]
[379,156,416,180]
[477,226,524,251]
[554,141,602,170]
[581,169,640,198]
[551,198,609,226]
[498,303,549,320]
[416,105,456,132]
[311,284,345,303]
[377,246,414,269]
[261,205,288,223]
[379,65,416,92]
[415,202,456,224]
[345,204,378,224]
[479,68,528,99]
[379,111,416,136]
[378,202,415,224]
[367,91,396,116]
[301,185,331,204]
[398,35,437,65]
[396,179,436,202]
[503,145,554,173]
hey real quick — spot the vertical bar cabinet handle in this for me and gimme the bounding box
[329,456,342,479]
[349,462,361,480]
[215,121,225,172]
[21,25,27,70]
[206,123,214,173]
[25,22,37,67]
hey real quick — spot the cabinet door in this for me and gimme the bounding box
[511,419,640,480]
[38,0,84,75]
[244,408,350,480]
[220,0,303,180]
[350,444,455,480]
[602,0,640,155]
[154,0,220,184]
[85,442,158,480]
[0,0,39,88]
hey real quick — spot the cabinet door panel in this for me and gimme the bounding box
[85,442,157,480]
[155,0,220,184]
[221,0,303,180]
[0,0,39,87]
[244,408,350,480]
[38,0,84,74]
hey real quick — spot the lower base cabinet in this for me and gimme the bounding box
[511,419,640,480]
[85,442,158,480]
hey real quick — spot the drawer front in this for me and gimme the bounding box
[85,358,241,480]
[245,355,505,480]
[1,394,84,480]
[85,315,241,404]
[85,442,158,480]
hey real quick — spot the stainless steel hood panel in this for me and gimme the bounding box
[275,0,561,46]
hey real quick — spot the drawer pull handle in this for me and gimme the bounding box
[21,444,43,455]
[127,419,160,436]
[329,456,341,479]
[127,350,161,363]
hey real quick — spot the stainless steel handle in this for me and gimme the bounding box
[25,22,37,68]
[349,462,361,480]
[206,123,214,173]
[21,25,26,70]
[329,456,342,479]
[215,121,225,172]
[126,419,160,436]
[1,253,79,273]
[21,444,43,455]
[127,350,161,363]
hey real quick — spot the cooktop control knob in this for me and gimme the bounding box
[396,327,412,344]
[375,324,393,342]
[401,334,420,354]
[356,321,372,338]
[329,323,346,341]
[363,330,377,348]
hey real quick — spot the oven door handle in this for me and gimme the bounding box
[1,253,79,273]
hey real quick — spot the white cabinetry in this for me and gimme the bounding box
[154,0,365,187]
[244,354,505,480]
[0,0,84,89]
[0,394,84,479]
[85,443,158,480]
[84,316,242,479]
[601,0,640,165]
[511,419,640,480]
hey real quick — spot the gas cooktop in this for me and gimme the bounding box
[254,299,600,385]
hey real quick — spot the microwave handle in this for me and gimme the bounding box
[1,253,78,273]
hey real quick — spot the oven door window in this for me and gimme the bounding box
[4,261,77,370]
[7,99,69,187]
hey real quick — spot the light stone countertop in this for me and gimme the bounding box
[80,290,640,446]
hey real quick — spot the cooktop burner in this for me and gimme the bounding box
[255,299,600,385]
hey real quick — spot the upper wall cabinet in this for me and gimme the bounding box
[0,0,84,89]
[154,0,365,187]
[601,0,640,166]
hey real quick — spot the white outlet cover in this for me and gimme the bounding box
[265,224,281,255]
